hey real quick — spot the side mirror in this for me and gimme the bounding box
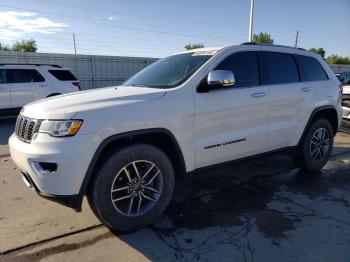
[207,70,235,88]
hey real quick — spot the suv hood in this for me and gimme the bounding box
[21,86,166,119]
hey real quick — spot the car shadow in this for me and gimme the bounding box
[7,145,350,262]
[114,151,350,261]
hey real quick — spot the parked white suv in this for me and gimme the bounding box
[339,71,350,99]
[9,44,342,231]
[0,64,80,117]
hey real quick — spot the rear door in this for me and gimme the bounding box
[260,51,315,150]
[261,52,319,150]
[194,51,269,168]
[9,69,49,109]
[0,69,11,114]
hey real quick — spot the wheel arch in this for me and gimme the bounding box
[298,105,339,146]
[80,128,187,197]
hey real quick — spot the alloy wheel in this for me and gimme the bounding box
[309,127,330,162]
[110,160,163,217]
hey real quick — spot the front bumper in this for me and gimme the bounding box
[9,132,98,210]
[20,170,83,211]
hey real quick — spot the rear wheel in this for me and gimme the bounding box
[87,144,175,232]
[293,119,334,172]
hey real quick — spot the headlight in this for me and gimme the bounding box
[39,120,83,137]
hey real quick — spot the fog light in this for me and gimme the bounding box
[32,161,57,175]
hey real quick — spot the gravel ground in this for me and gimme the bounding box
[1,118,350,262]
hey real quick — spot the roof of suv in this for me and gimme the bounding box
[179,43,311,56]
[0,64,62,68]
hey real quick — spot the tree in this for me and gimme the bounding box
[0,42,11,51]
[11,40,37,52]
[184,43,204,50]
[252,32,273,44]
[326,55,350,65]
[309,47,326,59]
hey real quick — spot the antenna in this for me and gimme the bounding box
[295,30,299,47]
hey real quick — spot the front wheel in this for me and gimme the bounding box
[293,119,334,172]
[87,144,175,232]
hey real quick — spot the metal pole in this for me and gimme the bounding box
[294,30,299,47]
[73,33,77,54]
[91,57,96,89]
[248,0,255,42]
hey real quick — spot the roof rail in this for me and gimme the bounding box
[240,42,306,51]
[0,63,62,68]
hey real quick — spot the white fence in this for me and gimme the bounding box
[330,64,350,74]
[1,51,349,89]
[0,51,158,90]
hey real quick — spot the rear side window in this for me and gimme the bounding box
[0,69,7,84]
[339,73,348,83]
[215,51,259,87]
[262,52,299,84]
[295,55,328,81]
[9,69,45,83]
[343,73,350,84]
[49,70,77,81]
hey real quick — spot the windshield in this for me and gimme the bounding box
[123,52,213,88]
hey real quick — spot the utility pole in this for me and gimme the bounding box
[294,30,299,47]
[248,0,255,42]
[73,33,77,54]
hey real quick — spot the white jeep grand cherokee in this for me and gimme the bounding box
[9,43,343,231]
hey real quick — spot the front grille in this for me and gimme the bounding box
[15,115,40,143]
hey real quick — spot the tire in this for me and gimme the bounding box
[87,144,175,232]
[293,119,334,172]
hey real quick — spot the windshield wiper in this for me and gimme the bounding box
[130,84,148,87]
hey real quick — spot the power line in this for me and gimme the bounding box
[0,3,337,41]
[0,4,247,41]
[34,0,249,30]
[1,4,336,45]
[0,3,343,55]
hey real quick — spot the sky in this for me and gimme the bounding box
[0,0,349,58]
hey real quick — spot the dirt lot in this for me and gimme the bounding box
[1,119,350,262]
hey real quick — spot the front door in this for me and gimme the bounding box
[9,69,48,109]
[194,51,269,169]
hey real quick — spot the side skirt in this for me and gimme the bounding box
[187,146,297,176]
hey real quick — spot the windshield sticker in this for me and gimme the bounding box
[192,50,218,56]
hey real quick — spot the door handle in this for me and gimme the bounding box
[301,87,312,92]
[251,92,267,98]
[0,87,7,91]
[39,84,48,88]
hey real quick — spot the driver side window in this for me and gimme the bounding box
[215,51,260,87]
